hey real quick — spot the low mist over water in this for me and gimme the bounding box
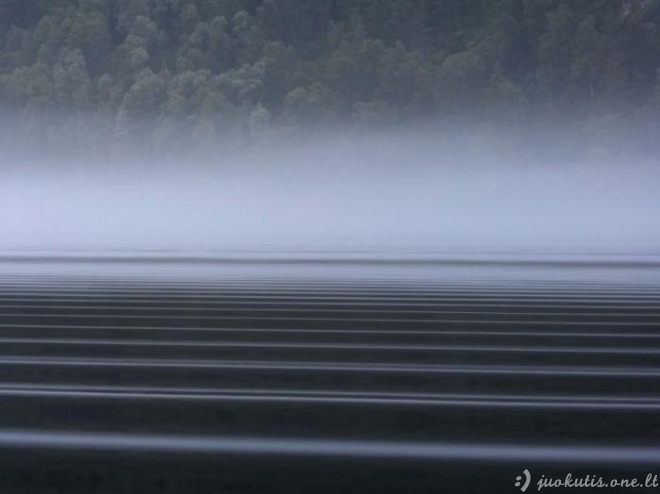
[1,133,659,255]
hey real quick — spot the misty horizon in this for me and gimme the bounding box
[2,132,659,256]
[1,1,659,257]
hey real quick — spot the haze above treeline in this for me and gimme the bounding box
[1,0,659,162]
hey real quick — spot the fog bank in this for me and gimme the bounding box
[1,134,659,255]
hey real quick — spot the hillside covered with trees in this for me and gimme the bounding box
[1,0,659,160]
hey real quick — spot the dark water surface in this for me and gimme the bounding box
[0,257,658,493]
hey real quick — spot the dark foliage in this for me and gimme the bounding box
[0,0,658,156]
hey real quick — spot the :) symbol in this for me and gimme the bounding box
[515,469,531,492]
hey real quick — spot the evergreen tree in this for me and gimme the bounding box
[0,0,657,156]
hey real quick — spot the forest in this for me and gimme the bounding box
[1,0,659,161]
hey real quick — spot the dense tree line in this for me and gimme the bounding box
[1,0,659,159]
